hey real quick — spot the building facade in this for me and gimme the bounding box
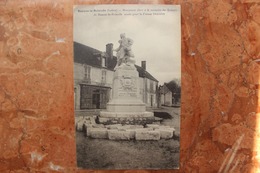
[74,42,158,111]
[136,63,158,107]
[159,84,173,106]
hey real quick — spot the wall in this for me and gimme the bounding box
[163,92,172,106]
[74,63,114,87]
[139,77,158,107]
[74,63,114,110]
[0,0,259,173]
[145,79,157,107]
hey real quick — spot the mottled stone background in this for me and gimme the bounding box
[0,0,259,172]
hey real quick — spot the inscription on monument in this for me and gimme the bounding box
[119,76,137,92]
[118,92,137,97]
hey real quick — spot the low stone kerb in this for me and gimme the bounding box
[89,128,108,139]
[135,130,160,140]
[108,130,131,140]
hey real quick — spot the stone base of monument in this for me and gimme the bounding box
[100,111,154,118]
[88,124,175,140]
[98,111,156,125]
[106,102,146,112]
[76,116,176,140]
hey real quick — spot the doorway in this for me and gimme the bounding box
[92,93,100,109]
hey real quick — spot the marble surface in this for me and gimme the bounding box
[0,0,259,172]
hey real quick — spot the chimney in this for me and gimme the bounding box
[141,61,146,70]
[106,43,113,59]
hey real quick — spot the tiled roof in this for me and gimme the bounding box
[135,65,158,82]
[74,42,117,70]
[74,42,158,82]
[159,84,172,94]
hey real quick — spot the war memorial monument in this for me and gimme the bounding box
[76,33,176,141]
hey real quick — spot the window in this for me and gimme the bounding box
[84,65,91,82]
[101,70,106,84]
[146,79,149,90]
[150,80,154,93]
[102,57,106,67]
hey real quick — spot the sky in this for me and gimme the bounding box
[74,5,181,85]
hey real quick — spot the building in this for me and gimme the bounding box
[74,42,116,110]
[74,42,158,112]
[136,62,159,107]
[159,84,173,106]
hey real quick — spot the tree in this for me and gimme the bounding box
[165,79,181,104]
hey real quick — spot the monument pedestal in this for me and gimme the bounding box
[99,64,155,125]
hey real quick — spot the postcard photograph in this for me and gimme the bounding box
[73,4,181,170]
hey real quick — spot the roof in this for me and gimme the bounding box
[74,42,158,82]
[159,84,172,94]
[135,65,158,82]
[74,42,117,70]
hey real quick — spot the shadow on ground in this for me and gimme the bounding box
[154,112,172,119]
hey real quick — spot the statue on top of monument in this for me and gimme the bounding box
[114,33,135,69]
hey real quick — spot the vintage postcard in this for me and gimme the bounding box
[73,4,181,170]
